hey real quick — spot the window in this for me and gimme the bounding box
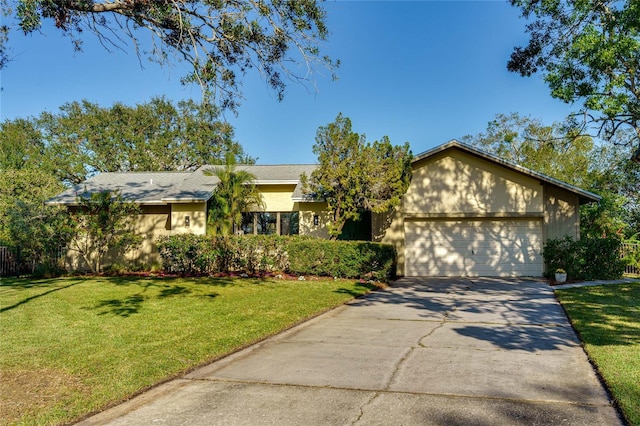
[280,212,299,235]
[240,212,254,235]
[241,212,299,235]
[257,212,277,235]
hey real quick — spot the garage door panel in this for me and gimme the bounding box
[405,219,543,277]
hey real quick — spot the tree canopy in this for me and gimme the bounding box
[508,0,640,161]
[461,112,594,187]
[0,168,65,244]
[302,113,413,239]
[2,0,338,109]
[0,97,251,184]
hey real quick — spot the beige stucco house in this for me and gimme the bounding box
[47,140,600,277]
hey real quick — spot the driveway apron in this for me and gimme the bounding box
[79,277,622,425]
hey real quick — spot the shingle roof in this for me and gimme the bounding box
[412,140,601,205]
[48,142,598,207]
[46,164,319,206]
[46,172,192,205]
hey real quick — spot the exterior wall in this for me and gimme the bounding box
[543,186,580,242]
[405,150,544,216]
[297,202,331,239]
[66,204,173,271]
[255,184,297,211]
[170,202,207,235]
[126,205,171,267]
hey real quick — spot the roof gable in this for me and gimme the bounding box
[413,140,601,205]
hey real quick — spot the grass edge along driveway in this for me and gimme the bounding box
[0,275,380,426]
[555,282,640,426]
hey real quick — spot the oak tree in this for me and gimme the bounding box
[2,0,338,109]
[461,112,594,186]
[508,0,640,161]
[1,97,251,184]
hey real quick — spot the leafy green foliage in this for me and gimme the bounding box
[157,234,290,275]
[509,0,640,155]
[69,190,142,274]
[0,170,72,277]
[580,194,629,239]
[0,118,51,173]
[0,169,64,243]
[585,139,640,237]
[0,97,251,184]
[3,0,337,109]
[302,113,413,239]
[542,235,625,280]
[205,160,264,236]
[287,239,396,281]
[156,234,396,280]
[26,97,249,184]
[0,154,73,276]
[6,201,74,277]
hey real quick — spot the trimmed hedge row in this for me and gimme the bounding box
[156,234,396,281]
[542,236,626,280]
[287,239,396,281]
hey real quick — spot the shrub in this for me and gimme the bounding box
[542,236,625,280]
[156,235,396,281]
[157,234,290,275]
[287,239,396,281]
[157,234,214,275]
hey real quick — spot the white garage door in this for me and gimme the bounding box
[405,219,543,277]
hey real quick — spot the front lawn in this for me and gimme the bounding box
[0,276,378,425]
[555,283,640,426]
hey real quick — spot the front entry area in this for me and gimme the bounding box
[404,219,543,277]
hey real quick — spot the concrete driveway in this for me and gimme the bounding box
[79,277,622,425]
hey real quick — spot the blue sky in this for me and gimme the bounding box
[0,1,577,164]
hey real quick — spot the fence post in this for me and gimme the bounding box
[15,246,20,278]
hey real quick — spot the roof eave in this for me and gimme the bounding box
[292,197,323,202]
[160,198,211,203]
[253,180,300,185]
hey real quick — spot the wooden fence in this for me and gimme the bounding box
[621,242,640,276]
[0,246,19,277]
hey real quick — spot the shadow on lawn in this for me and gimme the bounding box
[556,284,640,346]
[334,281,382,297]
[0,278,85,313]
[94,279,220,317]
[96,294,146,317]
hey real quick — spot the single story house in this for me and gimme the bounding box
[47,140,600,277]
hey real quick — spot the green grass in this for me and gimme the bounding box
[0,275,377,425]
[555,283,640,426]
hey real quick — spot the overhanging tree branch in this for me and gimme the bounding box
[4,0,338,110]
